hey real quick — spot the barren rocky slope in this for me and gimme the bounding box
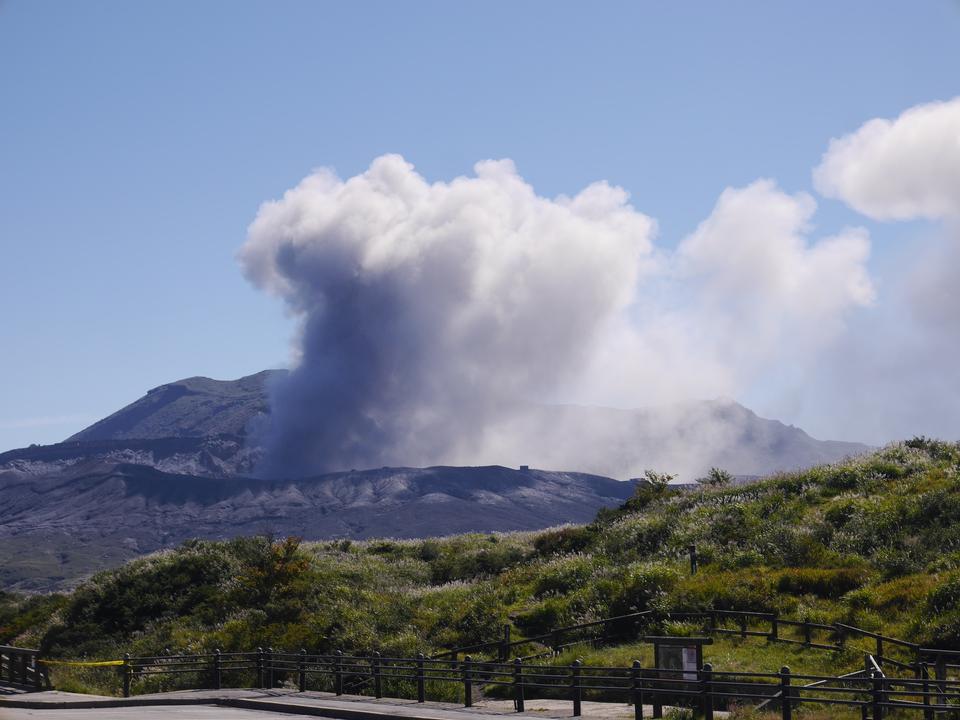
[0,462,634,591]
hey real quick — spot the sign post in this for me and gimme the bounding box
[648,636,713,717]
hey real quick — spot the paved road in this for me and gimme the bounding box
[0,688,679,720]
[0,709,294,719]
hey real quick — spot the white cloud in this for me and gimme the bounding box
[577,180,874,410]
[814,97,960,220]
[794,98,960,445]
[240,157,876,477]
[677,180,874,365]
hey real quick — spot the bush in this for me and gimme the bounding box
[668,570,782,613]
[533,527,594,557]
[533,555,598,597]
[775,567,870,598]
[42,544,236,656]
[600,515,672,559]
[429,546,526,584]
[603,561,681,616]
[514,597,574,635]
[914,572,960,648]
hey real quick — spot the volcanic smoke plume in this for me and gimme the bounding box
[239,155,655,478]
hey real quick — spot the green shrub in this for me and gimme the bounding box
[914,572,960,648]
[533,526,594,557]
[669,570,781,613]
[533,555,598,597]
[775,567,869,598]
[514,597,574,635]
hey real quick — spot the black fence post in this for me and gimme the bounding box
[803,623,812,647]
[770,613,779,642]
[921,662,932,720]
[571,659,582,717]
[373,651,382,699]
[500,625,511,662]
[688,545,697,575]
[267,647,274,689]
[514,658,525,713]
[936,656,947,709]
[740,615,748,639]
[780,666,792,720]
[213,649,222,690]
[463,655,473,708]
[876,637,884,668]
[257,647,264,689]
[122,653,131,698]
[298,649,306,692]
[552,629,562,655]
[652,656,663,720]
[632,660,644,720]
[871,669,883,720]
[335,650,343,696]
[701,662,713,720]
[416,653,425,703]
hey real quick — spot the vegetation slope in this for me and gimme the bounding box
[3,438,960,693]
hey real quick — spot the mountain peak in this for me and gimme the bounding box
[67,369,286,443]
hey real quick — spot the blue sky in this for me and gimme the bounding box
[2,1,959,452]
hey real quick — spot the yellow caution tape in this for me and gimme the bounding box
[38,659,125,667]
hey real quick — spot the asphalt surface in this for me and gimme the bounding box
[0,707,286,719]
[0,688,704,720]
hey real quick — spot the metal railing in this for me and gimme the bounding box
[106,648,960,719]
[0,645,49,690]
[432,607,947,673]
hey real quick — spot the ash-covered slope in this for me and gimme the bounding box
[0,462,634,591]
[0,435,259,478]
[66,370,284,442]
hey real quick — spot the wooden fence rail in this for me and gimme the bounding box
[100,649,960,720]
[0,645,49,690]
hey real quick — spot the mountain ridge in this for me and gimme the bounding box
[0,370,872,591]
[47,370,870,480]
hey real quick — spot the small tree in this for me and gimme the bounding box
[643,469,675,489]
[595,469,676,523]
[697,467,732,487]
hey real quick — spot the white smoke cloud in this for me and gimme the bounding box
[240,155,876,479]
[677,181,874,366]
[239,155,656,477]
[814,97,960,221]
[573,180,874,411]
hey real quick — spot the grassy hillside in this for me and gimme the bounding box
[4,438,960,695]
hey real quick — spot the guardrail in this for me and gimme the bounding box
[432,607,947,673]
[31,607,960,717]
[0,645,49,690]
[95,649,960,719]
